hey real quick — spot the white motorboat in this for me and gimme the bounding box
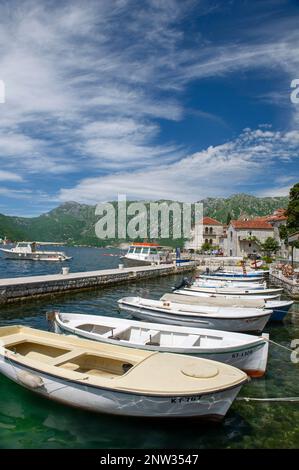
[0,325,248,421]
[0,242,71,262]
[118,297,271,332]
[120,242,171,266]
[53,312,269,377]
[161,293,293,322]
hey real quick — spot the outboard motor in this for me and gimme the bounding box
[172,276,192,291]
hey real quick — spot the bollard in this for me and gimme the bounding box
[62,267,70,275]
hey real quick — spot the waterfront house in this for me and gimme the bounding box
[185,216,224,251]
[227,219,274,257]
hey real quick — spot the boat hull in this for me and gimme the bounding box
[118,303,269,333]
[0,355,243,420]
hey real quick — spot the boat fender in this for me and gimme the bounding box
[17,371,44,389]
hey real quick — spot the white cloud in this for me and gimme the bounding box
[0,171,23,182]
[0,1,298,211]
[59,128,299,203]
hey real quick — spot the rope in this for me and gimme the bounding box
[237,397,299,403]
[265,337,295,354]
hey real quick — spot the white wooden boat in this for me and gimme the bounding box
[118,297,271,332]
[193,279,266,289]
[161,293,293,322]
[176,285,283,298]
[204,270,267,278]
[0,242,71,262]
[0,325,248,421]
[173,288,280,301]
[200,274,264,282]
[54,312,269,377]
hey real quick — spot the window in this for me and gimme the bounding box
[149,248,158,254]
[209,227,213,234]
[205,239,209,244]
[141,248,150,254]
[134,247,142,253]
[230,231,233,240]
[205,227,209,234]
[249,243,251,247]
[209,239,213,244]
[128,247,135,253]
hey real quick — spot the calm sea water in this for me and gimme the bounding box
[0,246,298,449]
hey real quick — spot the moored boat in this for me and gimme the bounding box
[53,312,269,377]
[0,242,71,262]
[0,325,248,421]
[199,274,265,282]
[161,293,293,322]
[120,242,172,266]
[173,288,280,301]
[175,285,283,298]
[118,297,271,332]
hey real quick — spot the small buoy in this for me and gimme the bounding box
[17,371,44,389]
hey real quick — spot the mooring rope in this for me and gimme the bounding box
[265,337,295,353]
[237,397,299,403]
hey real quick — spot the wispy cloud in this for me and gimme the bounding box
[0,1,298,212]
[59,128,299,203]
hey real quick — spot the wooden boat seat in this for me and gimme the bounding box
[101,327,131,340]
[143,330,160,346]
[181,334,200,348]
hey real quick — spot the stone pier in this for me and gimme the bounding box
[0,262,196,305]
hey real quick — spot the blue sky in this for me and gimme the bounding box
[0,0,299,216]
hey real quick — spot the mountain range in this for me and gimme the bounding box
[0,194,289,247]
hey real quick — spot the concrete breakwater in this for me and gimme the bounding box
[0,262,196,305]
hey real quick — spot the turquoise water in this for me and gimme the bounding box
[0,247,298,449]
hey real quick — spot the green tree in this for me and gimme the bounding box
[279,224,288,243]
[262,237,279,256]
[286,182,299,233]
[226,212,232,225]
[201,242,213,252]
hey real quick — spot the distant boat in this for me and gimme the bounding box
[0,325,248,420]
[53,312,269,377]
[118,296,271,332]
[0,242,71,262]
[120,242,172,266]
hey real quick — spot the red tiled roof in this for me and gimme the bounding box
[231,219,274,230]
[203,216,222,226]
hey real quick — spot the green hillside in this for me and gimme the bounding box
[0,194,289,246]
